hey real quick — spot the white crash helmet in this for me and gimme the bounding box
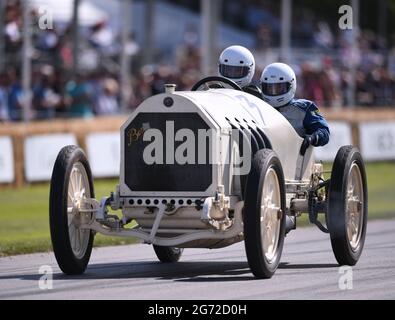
[260,62,296,108]
[218,45,255,88]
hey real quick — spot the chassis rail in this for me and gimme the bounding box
[81,201,244,247]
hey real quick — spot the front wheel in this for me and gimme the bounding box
[50,145,95,275]
[244,149,286,279]
[153,245,183,263]
[328,145,368,266]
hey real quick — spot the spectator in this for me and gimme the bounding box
[7,68,23,121]
[65,74,94,118]
[124,33,140,57]
[255,24,272,50]
[299,63,324,105]
[95,78,119,115]
[4,2,22,52]
[0,73,10,121]
[36,29,59,53]
[89,20,116,56]
[356,69,374,106]
[313,22,334,49]
[32,65,61,120]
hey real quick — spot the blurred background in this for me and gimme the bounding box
[0,0,395,120]
[0,0,394,256]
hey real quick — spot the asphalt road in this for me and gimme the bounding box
[0,219,394,300]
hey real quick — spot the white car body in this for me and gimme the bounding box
[50,81,368,276]
[88,88,317,248]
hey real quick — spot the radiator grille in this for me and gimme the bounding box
[124,112,212,192]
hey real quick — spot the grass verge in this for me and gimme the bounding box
[0,162,394,256]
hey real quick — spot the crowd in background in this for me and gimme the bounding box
[1,0,395,122]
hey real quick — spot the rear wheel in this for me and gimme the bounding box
[244,149,286,278]
[153,245,183,263]
[50,145,95,275]
[328,146,368,266]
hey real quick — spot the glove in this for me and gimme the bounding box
[300,134,317,156]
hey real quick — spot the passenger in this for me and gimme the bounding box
[260,62,330,154]
[218,45,263,99]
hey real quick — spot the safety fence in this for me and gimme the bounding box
[0,108,395,187]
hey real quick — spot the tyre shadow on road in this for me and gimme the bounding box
[0,261,339,283]
[279,262,338,269]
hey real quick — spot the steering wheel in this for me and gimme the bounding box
[191,76,243,91]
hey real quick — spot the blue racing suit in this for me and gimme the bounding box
[276,98,330,148]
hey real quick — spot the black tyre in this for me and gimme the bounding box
[328,145,368,266]
[50,145,95,275]
[244,149,286,279]
[153,245,183,263]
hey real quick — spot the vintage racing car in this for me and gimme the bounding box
[49,76,368,279]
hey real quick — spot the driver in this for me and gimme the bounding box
[218,45,263,99]
[260,62,330,154]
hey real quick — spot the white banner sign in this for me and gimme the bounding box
[315,122,352,162]
[86,132,120,178]
[359,122,395,161]
[24,134,77,181]
[0,136,14,183]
